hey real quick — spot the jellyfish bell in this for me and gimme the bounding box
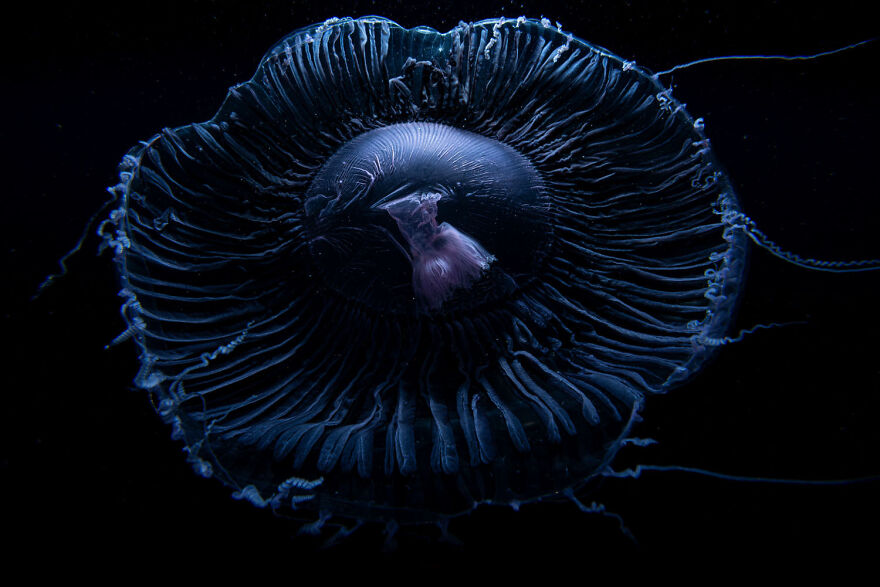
[99,15,877,540]
[302,121,547,315]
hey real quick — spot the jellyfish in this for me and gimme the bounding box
[98,16,878,544]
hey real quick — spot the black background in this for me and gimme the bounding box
[3,0,879,575]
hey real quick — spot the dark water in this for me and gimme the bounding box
[4,0,878,572]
